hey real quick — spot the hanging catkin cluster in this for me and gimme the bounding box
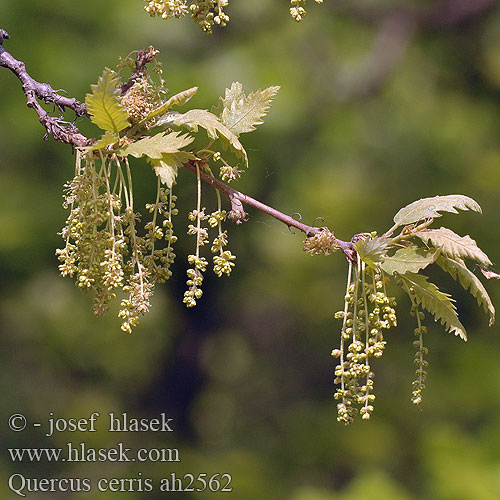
[144,0,325,31]
[144,1,229,33]
[57,152,178,332]
[331,261,397,424]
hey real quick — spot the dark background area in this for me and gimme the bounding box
[1,1,499,499]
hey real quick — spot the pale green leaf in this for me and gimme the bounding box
[155,111,179,128]
[392,195,481,228]
[147,87,198,122]
[118,132,194,159]
[86,131,119,152]
[436,255,495,326]
[85,68,130,133]
[149,151,196,188]
[218,82,280,136]
[153,160,177,188]
[416,227,492,267]
[353,237,390,268]
[397,272,467,340]
[170,109,248,167]
[381,245,438,275]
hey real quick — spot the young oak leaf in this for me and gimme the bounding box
[147,87,198,123]
[85,68,130,133]
[392,194,481,229]
[416,227,492,268]
[397,272,467,341]
[381,245,438,275]
[353,237,390,268]
[167,109,248,167]
[216,82,280,137]
[436,255,495,326]
[118,131,194,159]
[86,131,120,152]
[149,151,196,188]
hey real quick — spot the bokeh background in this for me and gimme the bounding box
[1,1,500,499]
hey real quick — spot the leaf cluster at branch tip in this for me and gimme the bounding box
[331,194,495,423]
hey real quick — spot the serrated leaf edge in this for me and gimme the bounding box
[220,83,280,136]
[436,256,495,326]
[392,194,482,229]
[416,227,492,268]
[397,272,467,341]
[85,68,130,133]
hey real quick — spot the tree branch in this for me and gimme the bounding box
[120,46,160,95]
[0,29,91,147]
[182,160,356,261]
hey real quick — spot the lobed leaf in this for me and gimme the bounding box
[118,131,194,159]
[86,131,119,152]
[353,237,390,268]
[436,255,495,326]
[147,87,198,122]
[397,272,467,341]
[149,151,196,188]
[170,109,248,167]
[381,245,438,275]
[392,195,481,228]
[217,82,280,137]
[85,68,130,133]
[416,227,492,268]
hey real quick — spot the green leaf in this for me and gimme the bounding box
[86,131,119,152]
[436,255,495,326]
[392,195,481,228]
[149,151,196,188]
[147,87,198,122]
[217,82,280,137]
[353,237,390,268]
[118,131,194,159]
[397,272,467,341]
[416,227,492,267]
[85,68,130,133]
[170,109,248,167]
[381,245,438,275]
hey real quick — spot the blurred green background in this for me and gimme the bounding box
[1,1,499,499]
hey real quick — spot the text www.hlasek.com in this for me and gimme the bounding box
[8,442,180,463]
